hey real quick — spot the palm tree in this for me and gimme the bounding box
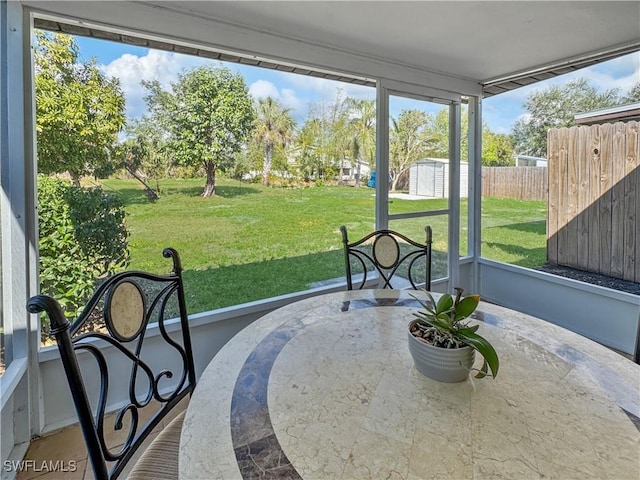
[253,97,296,185]
[346,99,375,186]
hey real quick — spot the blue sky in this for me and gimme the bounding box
[76,36,640,135]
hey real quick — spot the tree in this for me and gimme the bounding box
[389,109,430,191]
[622,82,640,103]
[482,131,515,166]
[115,117,172,199]
[346,98,376,186]
[322,93,352,178]
[424,108,471,161]
[511,78,620,157]
[294,92,351,182]
[295,118,324,181]
[143,66,255,197]
[34,31,125,184]
[253,97,296,185]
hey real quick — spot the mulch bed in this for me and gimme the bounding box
[535,264,640,295]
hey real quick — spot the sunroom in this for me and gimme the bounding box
[2,1,639,478]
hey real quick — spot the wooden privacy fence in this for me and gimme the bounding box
[482,167,547,201]
[547,121,639,283]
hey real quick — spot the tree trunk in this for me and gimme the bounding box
[355,156,362,187]
[69,171,81,187]
[124,166,159,201]
[262,143,273,186]
[202,160,216,197]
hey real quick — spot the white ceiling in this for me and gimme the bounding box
[150,1,640,84]
[28,1,640,96]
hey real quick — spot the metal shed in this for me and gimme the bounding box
[409,158,468,198]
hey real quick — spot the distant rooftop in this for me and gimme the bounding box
[516,155,547,167]
[575,102,640,125]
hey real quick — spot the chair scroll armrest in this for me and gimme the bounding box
[27,294,69,334]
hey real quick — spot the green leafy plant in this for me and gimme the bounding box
[411,287,499,378]
[37,176,129,337]
[34,31,125,184]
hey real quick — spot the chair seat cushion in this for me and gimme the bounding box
[127,411,186,480]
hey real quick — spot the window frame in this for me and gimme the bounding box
[0,0,41,455]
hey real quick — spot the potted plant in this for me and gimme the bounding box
[408,288,499,382]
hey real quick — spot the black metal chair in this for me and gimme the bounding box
[27,248,196,480]
[340,225,433,290]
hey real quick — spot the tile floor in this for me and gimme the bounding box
[15,397,189,480]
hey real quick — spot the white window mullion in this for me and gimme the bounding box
[448,102,461,290]
[375,80,389,230]
[468,96,483,293]
[0,0,40,458]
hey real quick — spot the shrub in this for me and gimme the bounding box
[37,176,129,335]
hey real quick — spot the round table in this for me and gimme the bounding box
[179,289,640,479]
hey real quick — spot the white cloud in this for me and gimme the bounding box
[100,47,637,135]
[284,73,335,94]
[284,72,374,102]
[100,50,210,119]
[248,79,280,99]
[587,52,640,93]
[248,80,307,120]
[342,83,376,100]
[483,52,640,133]
[280,88,304,112]
[503,52,640,100]
[101,47,378,125]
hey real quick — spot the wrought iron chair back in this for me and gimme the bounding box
[340,225,433,290]
[27,248,196,480]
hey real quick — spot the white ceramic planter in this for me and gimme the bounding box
[407,320,475,383]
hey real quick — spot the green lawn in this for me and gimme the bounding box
[481,197,547,268]
[100,178,547,313]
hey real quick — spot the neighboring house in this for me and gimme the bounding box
[574,102,640,125]
[516,155,548,167]
[340,159,371,182]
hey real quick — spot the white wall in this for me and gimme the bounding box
[0,361,31,480]
[479,259,640,355]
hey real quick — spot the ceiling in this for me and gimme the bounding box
[31,1,640,97]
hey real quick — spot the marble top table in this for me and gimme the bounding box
[179,289,640,479]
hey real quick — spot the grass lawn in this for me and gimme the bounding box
[481,197,547,268]
[100,177,547,313]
